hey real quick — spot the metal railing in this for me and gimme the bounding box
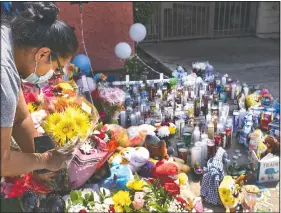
[144,2,258,42]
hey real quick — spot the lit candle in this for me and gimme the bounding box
[191,147,202,167]
[120,111,126,127]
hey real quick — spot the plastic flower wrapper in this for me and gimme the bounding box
[67,127,119,189]
[98,86,125,106]
[106,124,130,147]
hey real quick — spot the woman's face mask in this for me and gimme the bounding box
[24,56,54,84]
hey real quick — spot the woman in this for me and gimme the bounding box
[1,2,78,177]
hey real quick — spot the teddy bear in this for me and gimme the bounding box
[143,140,168,160]
[264,135,280,154]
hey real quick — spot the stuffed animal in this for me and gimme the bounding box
[264,135,280,154]
[176,173,204,212]
[144,140,168,160]
[218,176,240,213]
[99,163,133,190]
[246,92,261,109]
[151,160,180,185]
[108,147,150,174]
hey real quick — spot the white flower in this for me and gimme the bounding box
[80,142,93,154]
[157,126,170,138]
[99,187,111,197]
[103,134,109,142]
[68,204,88,213]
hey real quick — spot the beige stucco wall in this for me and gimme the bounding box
[256,2,280,38]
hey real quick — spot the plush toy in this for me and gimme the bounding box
[127,126,146,147]
[176,173,204,212]
[151,160,180,185]
[264,135,280,154]
[99,163,133,190]
[260,89,273,108]
[108,147,150,174]
[106,124,130,147]
[218,176,240,213]
[144,140,168,160]
[246,92,261,109]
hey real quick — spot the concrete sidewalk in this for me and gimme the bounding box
[140,37,280,98]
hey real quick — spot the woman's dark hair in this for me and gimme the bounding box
[6,2,78,59]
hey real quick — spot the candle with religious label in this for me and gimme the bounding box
[231,82,237,100]
[207,121,214,140]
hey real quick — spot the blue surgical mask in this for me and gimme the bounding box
[24,56,54,84]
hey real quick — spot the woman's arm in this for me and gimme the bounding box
[1,127,46,176]
[12,89,36,153]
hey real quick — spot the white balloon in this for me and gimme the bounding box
[129,23,147,42]
[76,77,97,93]
[115,42,132,59]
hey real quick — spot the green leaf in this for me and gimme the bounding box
[85,193,90,201]
[70,191,78,202]
[124,205,131,213]
[77,190,82,198]
[88,201,95,206]
[134,173,140,181]
[88,192,95,202]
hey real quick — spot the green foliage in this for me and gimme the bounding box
[133,2,153,25]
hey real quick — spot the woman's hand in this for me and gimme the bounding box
[42,149,73,172]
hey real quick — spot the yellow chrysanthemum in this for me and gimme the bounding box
[64,107,91,137]
[27,104,36,113]
[53,118,79,146]
[58,82,74,91]
[114,205,123,213]
[44,113,62,133]
[126,179,145,191]
[112,191,131,207]
[169,126,176,135]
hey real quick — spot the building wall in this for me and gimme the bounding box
[256,2,280,38]
[56,2,134,71]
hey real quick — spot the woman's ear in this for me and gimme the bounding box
[34,47,51,63]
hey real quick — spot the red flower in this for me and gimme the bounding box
[161,122,170,126]
[99,112,106,123]
[7,173,51,198]
[91,90,100,99]
[79,210,87,213]
[176,197,187,208]
[24,93,38,104]
[164,182,180,196]
[108,205,115,213]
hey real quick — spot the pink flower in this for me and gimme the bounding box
[132,192,145,210]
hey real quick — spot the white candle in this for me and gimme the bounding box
[239,108,247,128]
[222,75,227,86]
[191,147,202,167]
[199,90,205,100]
[231,83,236,100]
[201,132,208,141]
[195,142,205,165]
[135,111,141,125]
[243,86,249,97]
[130,114,137,126]
[207,122,214,139]
[201,140,208,160]
[193,126,201,143]
[120,111,126,127]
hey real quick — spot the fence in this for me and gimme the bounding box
[144,2,258,42]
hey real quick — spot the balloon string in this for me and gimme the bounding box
[135,55,169,78]
[79,4,95,77]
